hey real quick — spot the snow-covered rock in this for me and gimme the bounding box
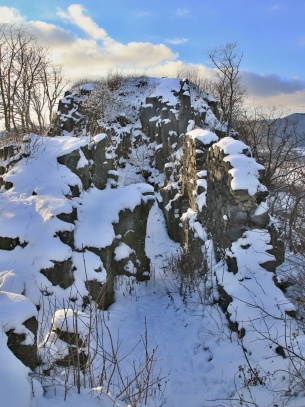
[0,75,300,407]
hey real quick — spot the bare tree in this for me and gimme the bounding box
[207,42,246,135]
[0,24,67,142]
[237,107,305,251]
[237,107,305,190]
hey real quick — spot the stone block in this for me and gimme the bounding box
[40,259,75,289]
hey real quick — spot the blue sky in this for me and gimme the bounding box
[1,0,305,112]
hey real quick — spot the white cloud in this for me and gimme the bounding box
[29,21,76,46]
[176,7,190,17]
[57,4,108,40]
[0,6,24,23]
[0,5,177,80]
[165,38,189,45]
[53,4,177,70]
[0,6,303,113]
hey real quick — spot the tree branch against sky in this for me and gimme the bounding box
[207,42,247,135]
[0,24,67,140]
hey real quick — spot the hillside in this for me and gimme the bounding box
[271,112,305,147]
[282,113,305,131]
[0,76,304,407]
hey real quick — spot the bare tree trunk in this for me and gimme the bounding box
[207,42,246,135]
[0,24,68,142]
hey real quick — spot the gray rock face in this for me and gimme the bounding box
[160,186,182,242]
[40,259,75,289]
[56,229,74,248]
[113,199,154,280]
[0,143,22,188]
[56,90,87,135]
[57,149,91,190]
[0,236,22,251]
[201,141,269,257]
[85,278,114,310]
[91,134,114,190]
[57,208,78,223]
[6,316,38,370]
[53,78,281,310]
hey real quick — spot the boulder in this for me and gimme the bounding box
[40,259,75,289]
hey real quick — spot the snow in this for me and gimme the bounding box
[219,229,296,356]
[197,179,207,189]
[52,309,90,339]
[80,83,94,92]
[0,187,304,407]
[187,128,219,145]
[69,250,107,299]
[74,184,154,249]
[149,77,180,107]
[226,154,266,195]
[255,200,268,215]
[214,136,266,195]
[0,135,99,305]
[36,388,121,407]
[93,133,107,143]
[0,332,35,407]
[181,208,208,240]
[0,291,37,344]
[76,149,88,169]
[187,119,195,131]
[197,170,207,178]
[196,192,206,210]
[214,136,250,155]
[56,136,88,157]
[114,242,134,261]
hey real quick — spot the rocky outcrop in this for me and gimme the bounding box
[40,259,75,289]
[0,292,38,370]
[203,137,269,257]
[52,77,283,309]
[57,148,91,190]
[6,316,38,370]
[55,89,87,135]
[113,199,154,280]
[0,76,288,374]
[0,143,22,188]
[40,309,89,372]
[178,128,283,339]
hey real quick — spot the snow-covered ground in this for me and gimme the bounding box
[39,205,305,407]
[1,200,304,407]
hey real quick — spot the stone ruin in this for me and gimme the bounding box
[0,77,286,369]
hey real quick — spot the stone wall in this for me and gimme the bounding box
[203,138,269,257]
[178,130,287,343]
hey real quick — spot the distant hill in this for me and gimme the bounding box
[283,112,305,130]
[277,112,305,146]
